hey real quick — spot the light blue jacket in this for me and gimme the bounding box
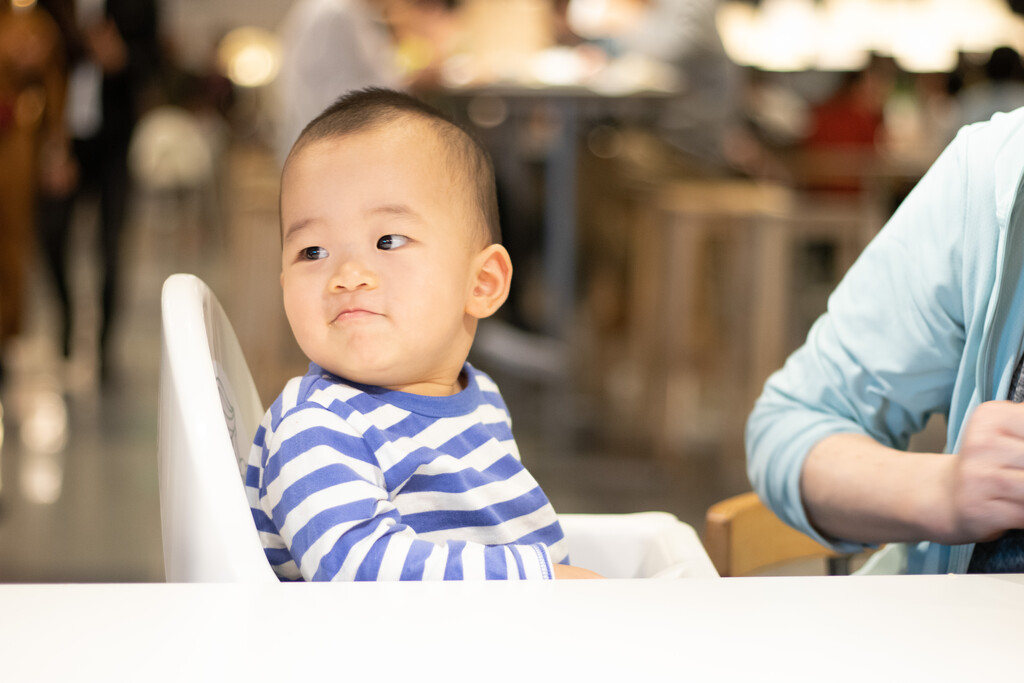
[747,107,1024,574]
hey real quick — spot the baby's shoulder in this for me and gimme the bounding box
[268,372,365,424]
[260,376,377,453]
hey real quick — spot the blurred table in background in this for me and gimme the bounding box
[625,175,889,455]
[436,84,676,339]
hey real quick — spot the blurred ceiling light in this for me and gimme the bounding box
[396,36,435,76]
[854,0,898,53]
[567,0,614,39]
[590,52,678,94]
[530,47,586,86]
[816,0,872,71]
[892,42,959,74]
[955,0,1019,53]
[11,0,37,10]
[716,2,760,68]
[440,53,478,88]
[719,0,1022,73]
[889,0,958,73]
[566,0,639,40]
[217,27,281,88]
[756,0,818,72]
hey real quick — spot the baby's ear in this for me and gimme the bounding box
[465,244,513,319]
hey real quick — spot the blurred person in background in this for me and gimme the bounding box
[386,0,461,93]
[274,0,401,165]
[35,0,162,382]
[955,46,1024,130]
[0,0,72,385]
[602,0,739,174]
[273,0,460,165]
[791,57,895,196]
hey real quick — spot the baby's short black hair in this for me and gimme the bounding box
[287,87,501,245]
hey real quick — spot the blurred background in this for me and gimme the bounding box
[1,0,1020,580]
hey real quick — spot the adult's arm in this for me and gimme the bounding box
[747,119,1006,552]
[803,403,1024,547]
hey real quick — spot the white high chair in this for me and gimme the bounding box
[157,273,718,582]
[158,273,277,582]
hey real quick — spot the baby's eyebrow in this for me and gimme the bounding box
[369,203,423,221]
[283,205,422,243]
[283,218,314,243]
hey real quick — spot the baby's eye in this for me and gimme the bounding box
[300,246,328,260]
[377,234,409,251]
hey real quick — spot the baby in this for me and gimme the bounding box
[245,88,599,581]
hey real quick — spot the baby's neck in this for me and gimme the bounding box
[382,369,467,397]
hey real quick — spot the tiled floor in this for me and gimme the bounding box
[0,142,753,583]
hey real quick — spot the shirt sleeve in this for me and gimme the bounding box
[746,125,974,552]
[257,403,554,581]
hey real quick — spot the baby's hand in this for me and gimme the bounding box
[553,564,604,579]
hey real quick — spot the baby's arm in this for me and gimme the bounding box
[553,564,603,579]
[259,405,558,581]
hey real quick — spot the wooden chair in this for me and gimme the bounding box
[705,491,850,577]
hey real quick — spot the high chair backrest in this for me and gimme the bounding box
[158,273,278,582]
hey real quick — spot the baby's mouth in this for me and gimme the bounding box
[332,308,378,323]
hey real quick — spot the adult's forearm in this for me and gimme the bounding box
[800,433,956,546]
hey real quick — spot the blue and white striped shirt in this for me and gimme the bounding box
[245,362,567,581]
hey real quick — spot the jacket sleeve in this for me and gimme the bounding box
[256,403,554,581]
[746,127,975,552]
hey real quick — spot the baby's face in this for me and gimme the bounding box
[279,124,482,395]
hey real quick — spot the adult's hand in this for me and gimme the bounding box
[944,400,1024,543]
[800,401,1024,548]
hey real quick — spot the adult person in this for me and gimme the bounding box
[604,0,740,173]
[955,46,1024,130]
[272,0,402,165]
[798,59,893,194]
[272,0,461,166]
[747,106,1024,574]
[0,0,71,384]
[35,0,161,381]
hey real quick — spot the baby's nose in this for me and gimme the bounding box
[330,258,379,291]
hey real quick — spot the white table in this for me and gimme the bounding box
[2,575,1021,681]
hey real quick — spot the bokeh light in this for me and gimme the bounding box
[217,26,282,88]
